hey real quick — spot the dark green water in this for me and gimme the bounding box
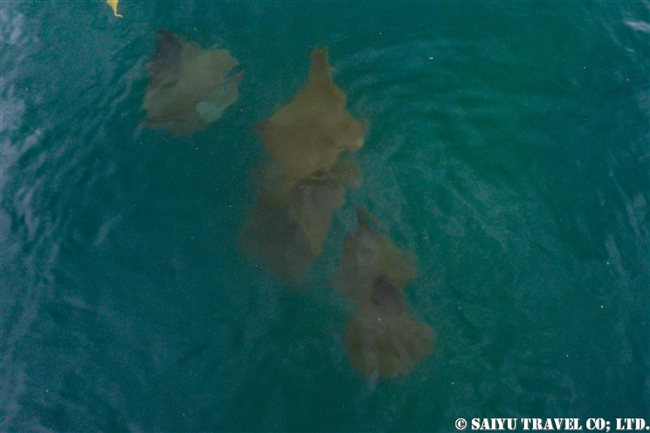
[1,1,649,432]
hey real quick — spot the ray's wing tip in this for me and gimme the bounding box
[231,70,245,84]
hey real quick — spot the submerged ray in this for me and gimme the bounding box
[255,47,365,189]
[334,209,434,378]
[345,298,435,378]
[240,159,361,283]
[334,209,417,304]
[143,29,242,136]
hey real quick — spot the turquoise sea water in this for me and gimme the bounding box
[1,1,649,432]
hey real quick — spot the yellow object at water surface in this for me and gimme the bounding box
[107,0,122,17]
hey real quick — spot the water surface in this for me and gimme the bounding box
[1,1,649,431]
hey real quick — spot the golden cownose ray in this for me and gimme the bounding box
[240,159,362,283]
[334,209,434,378]
[290,159,362,257]
[106,0,122,17]
[142,29,243,136]
[345,295,435,378]
[255,47,365,190]
[333,209,417,304]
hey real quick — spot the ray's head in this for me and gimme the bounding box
[371,275,405,315]
[309,47,332,83]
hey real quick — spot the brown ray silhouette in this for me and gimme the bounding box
[143,29,243,136]
[240,159,361,283]
[345,298,435,378]
[334,209,417,304]
[255,47,365,191]
[334,209,434,378]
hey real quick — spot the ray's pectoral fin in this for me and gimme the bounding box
[197,71,244,122]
